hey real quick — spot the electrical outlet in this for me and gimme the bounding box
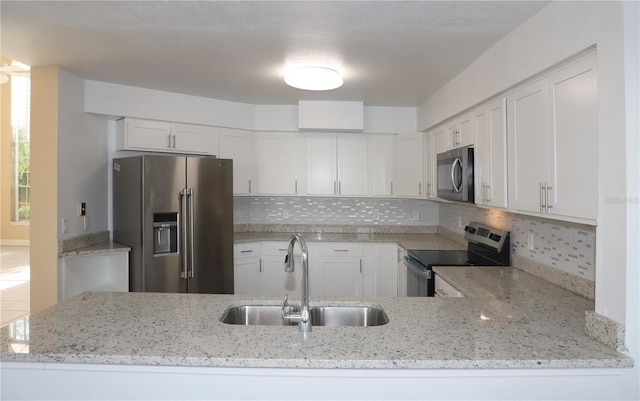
[283,209,290,219]
[78,202,86,216]
[61,218,69,234]
[527,233,535,251]
[373,209,380,220]
[412,211,420,221]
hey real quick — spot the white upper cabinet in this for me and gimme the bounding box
[218,128,255,196]
[306,134,368,196]
[444,112,473,150]
[367,135,395,196]
[394,133,425,197]
[425,127,444,198]
[255,132,299,195]
[116,118,216,155]
[474,98,508,208]
[508,53,597,221]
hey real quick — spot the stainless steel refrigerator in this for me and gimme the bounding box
[113,155,234,293]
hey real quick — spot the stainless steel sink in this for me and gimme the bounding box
[219,303,389,327]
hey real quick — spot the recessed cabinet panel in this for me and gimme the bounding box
[219,129,254,195]
[507,80,550,213]
[394,133,425,197]
[338,136,368,196]
[255,133,299,195]
[124,119,172,151]
[368,135,395,196]
[306,135,338,195]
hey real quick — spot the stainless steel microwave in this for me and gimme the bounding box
[437,146,474,203]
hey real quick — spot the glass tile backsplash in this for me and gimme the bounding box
[234,197,439,226]
[439,203,595,281]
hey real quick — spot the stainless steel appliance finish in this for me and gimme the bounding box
[405,222,510,297]
[437,146,474,203]
[113,155,234,294]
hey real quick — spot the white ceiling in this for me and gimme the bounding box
[0,1,549,107]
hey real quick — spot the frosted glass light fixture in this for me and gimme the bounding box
[285,66,343,91]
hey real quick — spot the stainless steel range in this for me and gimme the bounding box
[405,222,511,297]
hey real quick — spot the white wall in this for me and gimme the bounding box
[84,80,256,130]
[57,71,109,239]
[419,2,637,396]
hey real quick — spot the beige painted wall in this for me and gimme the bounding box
[0,56,30,242]
[29,66,58,313]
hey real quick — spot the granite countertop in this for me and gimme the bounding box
[234,231,464,251]
[0,268,632,370]
[58,241,130,258]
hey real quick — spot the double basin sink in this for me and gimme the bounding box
[220,303,389,327]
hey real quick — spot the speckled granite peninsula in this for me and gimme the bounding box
[1,267,631,370]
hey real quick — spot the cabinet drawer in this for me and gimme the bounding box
[234,242,261,258]
[319,243,363,257]
[262,241,291,256]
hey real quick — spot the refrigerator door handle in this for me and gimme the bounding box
[180,189,189,279]
[188,188,196,279]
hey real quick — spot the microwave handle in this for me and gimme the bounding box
[451,157,463,193]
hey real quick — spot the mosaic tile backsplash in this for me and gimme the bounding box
[234,197,440,227]
[439,203,596,282]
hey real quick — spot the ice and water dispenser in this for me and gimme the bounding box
[153,213,178,254]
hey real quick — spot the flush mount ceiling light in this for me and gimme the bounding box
[285,66,343,91]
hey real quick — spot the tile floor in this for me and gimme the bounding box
[1,246,30,327]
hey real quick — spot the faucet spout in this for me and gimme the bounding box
[281,233,311,334]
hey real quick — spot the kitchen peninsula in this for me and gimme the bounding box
[1,253,632,400]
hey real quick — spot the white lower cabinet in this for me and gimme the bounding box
[233,243,262,295]
[261,242,301,296]
[363,243,398,297]
[310,243,363,297]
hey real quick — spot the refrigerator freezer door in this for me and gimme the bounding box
[142,156,187,293]
[186,157,234,293]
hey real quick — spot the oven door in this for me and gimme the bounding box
[404,258,432,297]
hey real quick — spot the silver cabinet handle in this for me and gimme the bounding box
[540,182,545,212]
[259,258,262,273]
[333,181,337,195]
[426,182,431,197]
[545,182,553,211]
[168,134,172,149]
[418,182,422,196]
[333,249,350,252]
[172,134,176,149]
[240,250,253,254]
[248,179,251,194]
[339,181,342,195]
[295,180,298,194]
[390,181,393,195]
[359,259,362,274]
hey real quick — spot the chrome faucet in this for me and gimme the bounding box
[281,233,311,334]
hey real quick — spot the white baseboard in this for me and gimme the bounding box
[0,240,30,246]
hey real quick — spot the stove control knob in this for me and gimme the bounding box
[489,233,501,242]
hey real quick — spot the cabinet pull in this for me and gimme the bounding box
[339,181,342,195]
[259,258,262,273]
[240,250,253,254]
[333,181,337,195]
[540,182,545,212]
[390,181,394,195]
[418,182,423,196]
[172,134,176,149]
[360,259,362,274]
[545,182,553,211]
[248,179,252,194]
[295,180,298,194]
[486,184,491,204]
[167,134,172,149]
[333,249,349,252]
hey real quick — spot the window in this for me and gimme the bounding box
[11,74,30,222]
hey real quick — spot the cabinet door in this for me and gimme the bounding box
[425,128,444,198]
[457,114,474,147]
[507,79,549,213]
[122,118,172,152]
[337,135,368,196]
[475,99,508,208]
[363,244,397,297]
[547,56,597,220]
[318,258,362,297]
[233,243,262,295]
[394,133,425,197]
[219,129,254,195]
[486,98,508,208]
[171,123,216,155]
[368,135,395,196]
[306,135,337,195]
[255,133,299,195]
